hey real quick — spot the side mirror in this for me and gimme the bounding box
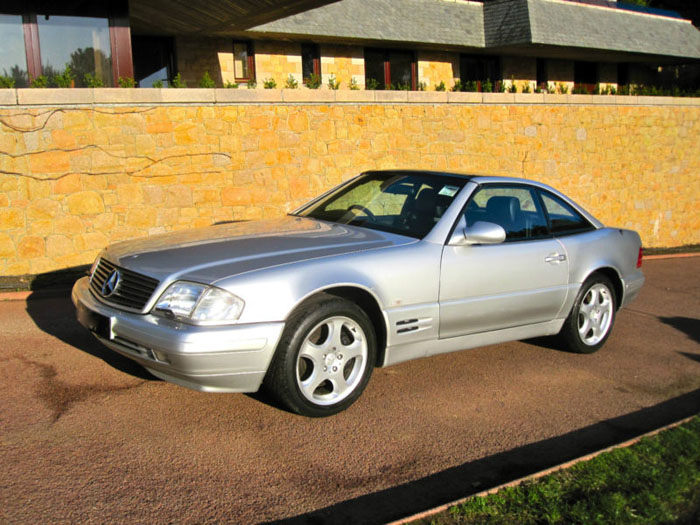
[448,221,506,246]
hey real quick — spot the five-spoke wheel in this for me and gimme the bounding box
[560,273,617,354]
[264,294,376,417]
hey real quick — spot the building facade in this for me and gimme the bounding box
[1,0,700,93]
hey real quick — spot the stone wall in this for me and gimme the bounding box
[417,51,460,90]
[0,88,698,277]
[320,44,365,89]
[254,41,303,87]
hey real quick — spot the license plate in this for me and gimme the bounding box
[77,304,113,340]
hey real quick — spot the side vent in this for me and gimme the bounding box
[395,318,432,335]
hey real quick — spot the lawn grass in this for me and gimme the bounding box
[424,416,700,524]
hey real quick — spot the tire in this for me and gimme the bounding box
[263,294,376,417]
[560,273,617,354]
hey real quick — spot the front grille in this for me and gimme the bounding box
[90,258,160,311]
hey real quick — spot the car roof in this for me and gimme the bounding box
[362,169,540,186]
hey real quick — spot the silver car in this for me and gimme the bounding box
[72,170,645,417]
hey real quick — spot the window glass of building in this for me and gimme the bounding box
[460,55,500,89]
[0,15,29,87]
[389,50,413,89]
[132,35,174,87]
[233,41,253,82]
[37,15,113,87]
[364,48,385,89]
[574,61,598,92]
[364,48,415,89]
[301,43,319,82]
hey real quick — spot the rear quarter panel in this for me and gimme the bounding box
[557,227,643,312]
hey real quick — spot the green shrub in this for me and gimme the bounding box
[558,82,569,94]
[508,82,517,93]
[152,79,164,88]
[482,78,493,93]
[305,73,321,89]
[365,78,379,90]
[396,82,410,91]
[327,74,340,90]
[349,77,360,90]
[30,75,48,88]
[451,80,462,92]
[224,81,238,88]
[284,74,299,89]
[0,76,15,89]
[199,71,215,88]
[170,73,186,88]
[246,80,257,89]
[118,76,136,88]
[521,82,531,93]
[83,72,103,88]
[465,80,478,92]
[263,78,277,89]
[435,81,446,92]
[53,65,75,88]
[417,81,427,91]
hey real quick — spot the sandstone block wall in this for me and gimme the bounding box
[0,89,698,277]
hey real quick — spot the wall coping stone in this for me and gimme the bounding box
[282,89,336,102]
[0,89,17,105]
[1,88,698,107]
[334,90,376,102]
[410,91,449,103]
[17,88,95,105]
[159,88,216,103]
[446,92,480,103]
[483,92,516,103]
[374,91,410,102]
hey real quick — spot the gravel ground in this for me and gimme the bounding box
[1,257,698,524]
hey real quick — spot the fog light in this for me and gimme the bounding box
[152,350,170,364]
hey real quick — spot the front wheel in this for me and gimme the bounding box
[263,295,376,417]
[560,273,616,354]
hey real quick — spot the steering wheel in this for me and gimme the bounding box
[347,204,376,220]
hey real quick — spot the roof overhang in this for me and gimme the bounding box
[128,0,341,36]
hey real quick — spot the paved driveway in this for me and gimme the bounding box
[1,257,699,524]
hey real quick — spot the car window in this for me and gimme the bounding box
[465,185,549,242]
[540,191,594,236]
[297,172,467,239]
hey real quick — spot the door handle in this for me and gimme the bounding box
[545,253,567,263]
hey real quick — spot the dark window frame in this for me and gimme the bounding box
[364,47,417,90]
[233,40,255,83]
[537,189,595,237]
[7,5,133,85]
[301,42,320,83]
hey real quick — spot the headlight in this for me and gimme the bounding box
[154,282,244,324]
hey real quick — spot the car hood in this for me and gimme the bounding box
[103,216,414,284]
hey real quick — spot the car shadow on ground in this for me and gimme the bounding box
[25,289,158,381]
[270,388,700,525]
[659,316,700,344]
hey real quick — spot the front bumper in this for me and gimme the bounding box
[71,276,285,393]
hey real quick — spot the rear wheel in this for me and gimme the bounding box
[264,295,376,417]
[560,273,616,354]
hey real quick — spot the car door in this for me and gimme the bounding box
[438,183,569,339]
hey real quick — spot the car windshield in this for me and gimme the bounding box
[294,172,467,239]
